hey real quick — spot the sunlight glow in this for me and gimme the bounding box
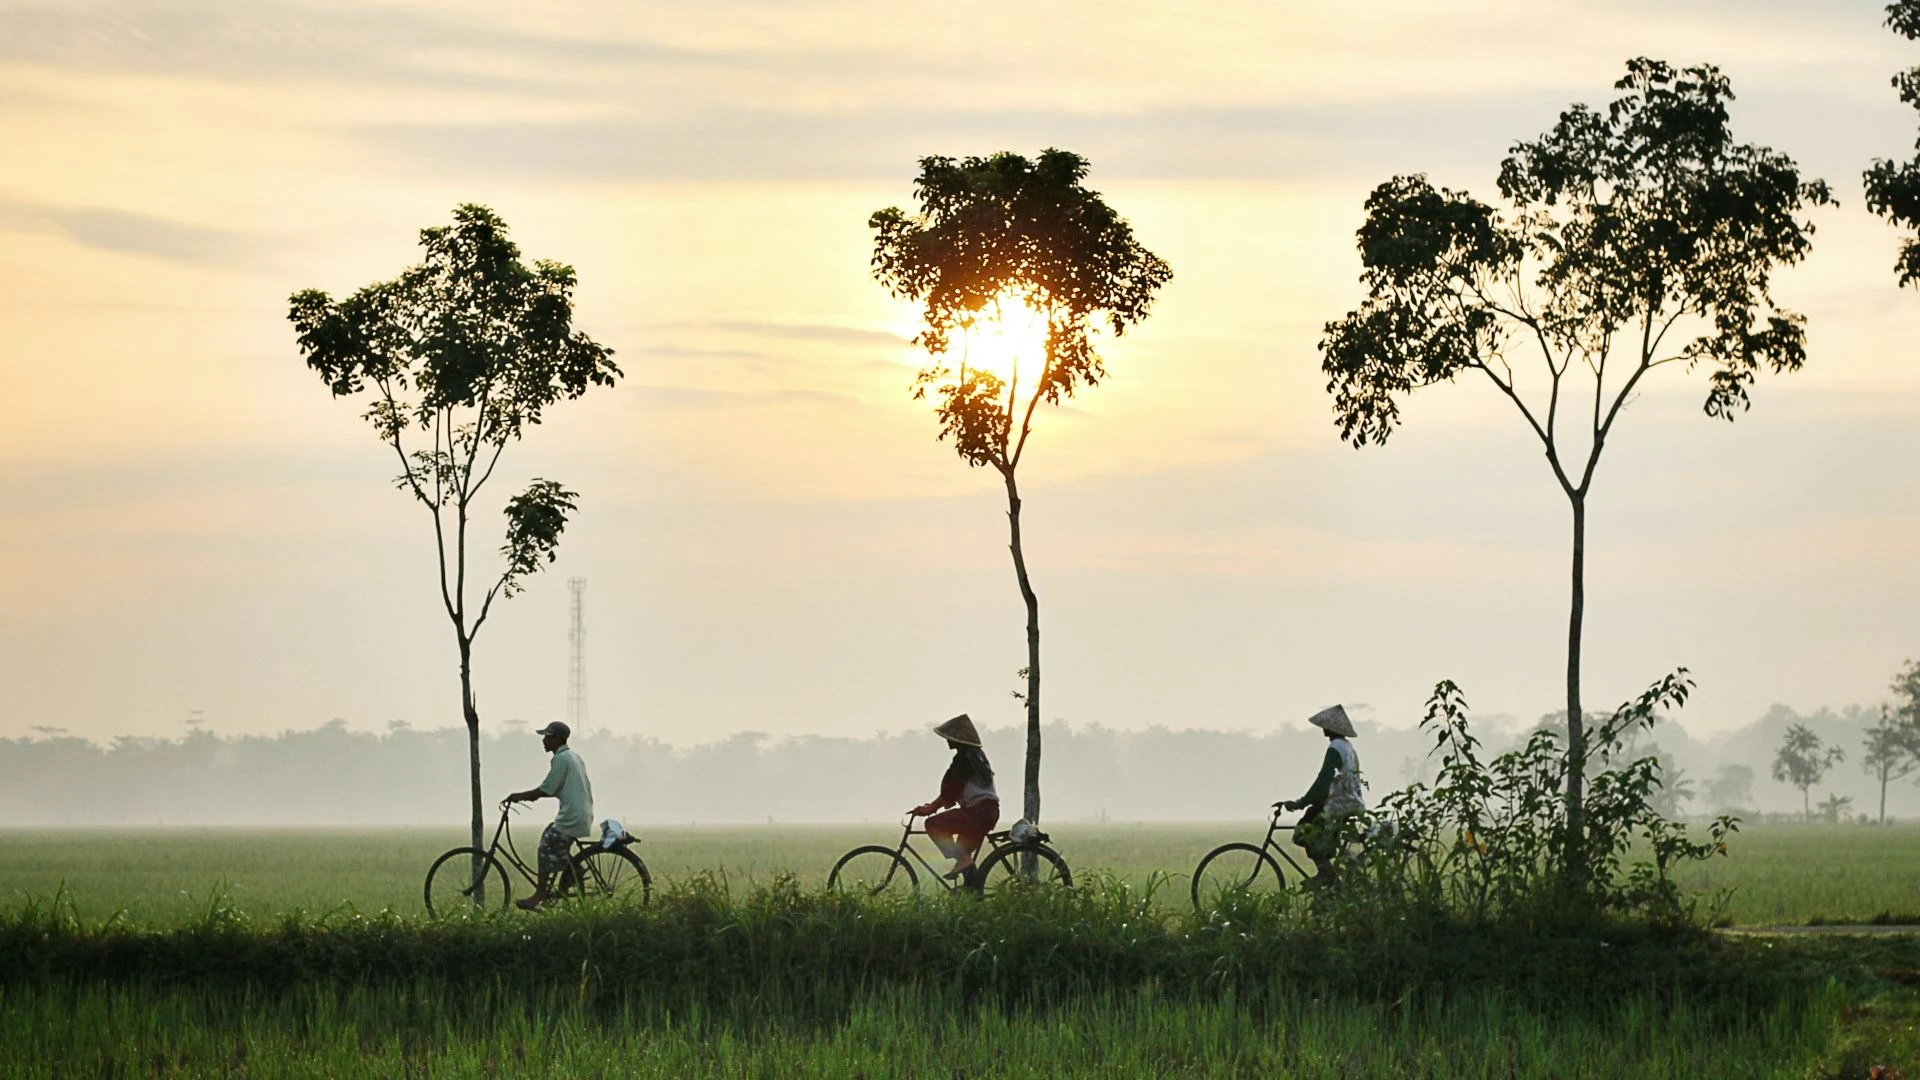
[955,296,1049,390]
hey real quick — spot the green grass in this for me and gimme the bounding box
[1,860,1917,1079]
[0,979,1853,1079]
[1668,825,1920,925]
[0,822,1913,927]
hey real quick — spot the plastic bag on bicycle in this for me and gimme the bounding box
[597,818,634,849]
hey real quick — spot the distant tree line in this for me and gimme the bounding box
[9,698,1919,827]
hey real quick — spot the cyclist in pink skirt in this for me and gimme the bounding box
[910,714,1000,885]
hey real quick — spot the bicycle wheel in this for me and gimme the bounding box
[424,847,511,917]
[560,846,652,907]
[827,846,918,896]
[1190,842,1288,911]
[974,843,1072,893]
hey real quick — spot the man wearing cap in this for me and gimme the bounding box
[1280,705,1364,883]
[504,721,594,911]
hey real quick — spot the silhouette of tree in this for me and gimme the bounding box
[288,205,619,857]
[1863,660,1920,823]
[1866,1,1920,284]
[1319,59,1831,856]
[1772,723,1843,821]
[1704,763,1755,814]
[870,149,1171,826]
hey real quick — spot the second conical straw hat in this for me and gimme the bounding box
[932,713,982,746]
[1307,704,1357,738]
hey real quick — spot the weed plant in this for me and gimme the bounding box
[1328,673,1738,933]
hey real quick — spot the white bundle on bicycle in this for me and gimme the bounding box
[598,818,632,849]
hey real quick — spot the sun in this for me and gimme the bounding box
[953,295,1049,388]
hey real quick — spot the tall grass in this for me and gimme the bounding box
[0,873,1885,1012]
[0,978,1848,1079]
[3,873,1913,1077]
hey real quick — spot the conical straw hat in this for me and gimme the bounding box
[933,713,982,746]
[1307,704,1357,738]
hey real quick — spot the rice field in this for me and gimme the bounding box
[2,822,1915,1076]
[0,821,1913,926]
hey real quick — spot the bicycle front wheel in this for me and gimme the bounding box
[424,847,511,917]
[974,844,1072,893]
[828,846,918,896]
[1190,842,1288,911]
[562,846,652,907]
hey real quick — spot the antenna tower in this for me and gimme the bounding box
[566,577,587,737]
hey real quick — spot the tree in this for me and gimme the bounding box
[1863,660,1920,823]
[1319,59,1831,854]
[1704,763,1755,814]
[1772,722,1843,821]
[288,205,619,861]
[1866,0,1920,284]
[870,150,1171,827]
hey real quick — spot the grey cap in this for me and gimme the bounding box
[535,721,571,740]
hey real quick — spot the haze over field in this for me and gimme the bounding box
[4,0,1920,759]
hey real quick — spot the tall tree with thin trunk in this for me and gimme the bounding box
[1772,722,1843,822]
[1319,59,1830,864]
[1866,0,1920,283]
[1864,660,1920,823]
[870,149,1171,827]
[289,205,619,861]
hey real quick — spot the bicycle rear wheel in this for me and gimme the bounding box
[560,846,652,907]
[974,844,1072,892]
[424,847,511,917]
[827,846,918,895]
[1190,842,1288,911]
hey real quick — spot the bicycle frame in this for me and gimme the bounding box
[487,803,613,894]
[887,813,1025,891]
[1253,806,1314,879]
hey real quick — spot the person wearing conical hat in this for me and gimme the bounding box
[910,714,1000,885]
[1279,705,1364,883]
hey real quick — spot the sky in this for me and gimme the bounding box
[3,0,1920,752]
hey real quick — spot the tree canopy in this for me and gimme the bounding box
[1323,59,1832,455]
[289,204,619,625]
[871,148,1171,472]
[1866,0,1920,284]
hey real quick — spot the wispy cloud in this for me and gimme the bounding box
[629,385,869,411]
[0,196,261,267]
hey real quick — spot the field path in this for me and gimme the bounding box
[1720,925,1920,937]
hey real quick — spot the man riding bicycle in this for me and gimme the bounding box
[503,720,593,911]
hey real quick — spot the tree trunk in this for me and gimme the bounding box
[1002,468,1042,828]
[460,637,483,853]
[1880,771,1888,825]
[1564,494,1588,873]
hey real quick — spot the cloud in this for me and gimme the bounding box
[0,1,731,94]
[353,97,1561,185]
[629,385,869,411]
[0,197,261,267]
[707,321,902,346]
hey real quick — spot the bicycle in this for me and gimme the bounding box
[1189,803,1319,910]
[828,811,1072,896]
[423,800,651,917]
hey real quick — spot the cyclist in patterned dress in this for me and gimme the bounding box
[910,714,1000,886]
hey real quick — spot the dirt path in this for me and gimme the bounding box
[1720,924,1920,937]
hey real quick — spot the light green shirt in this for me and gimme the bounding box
[539,746,594,838]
